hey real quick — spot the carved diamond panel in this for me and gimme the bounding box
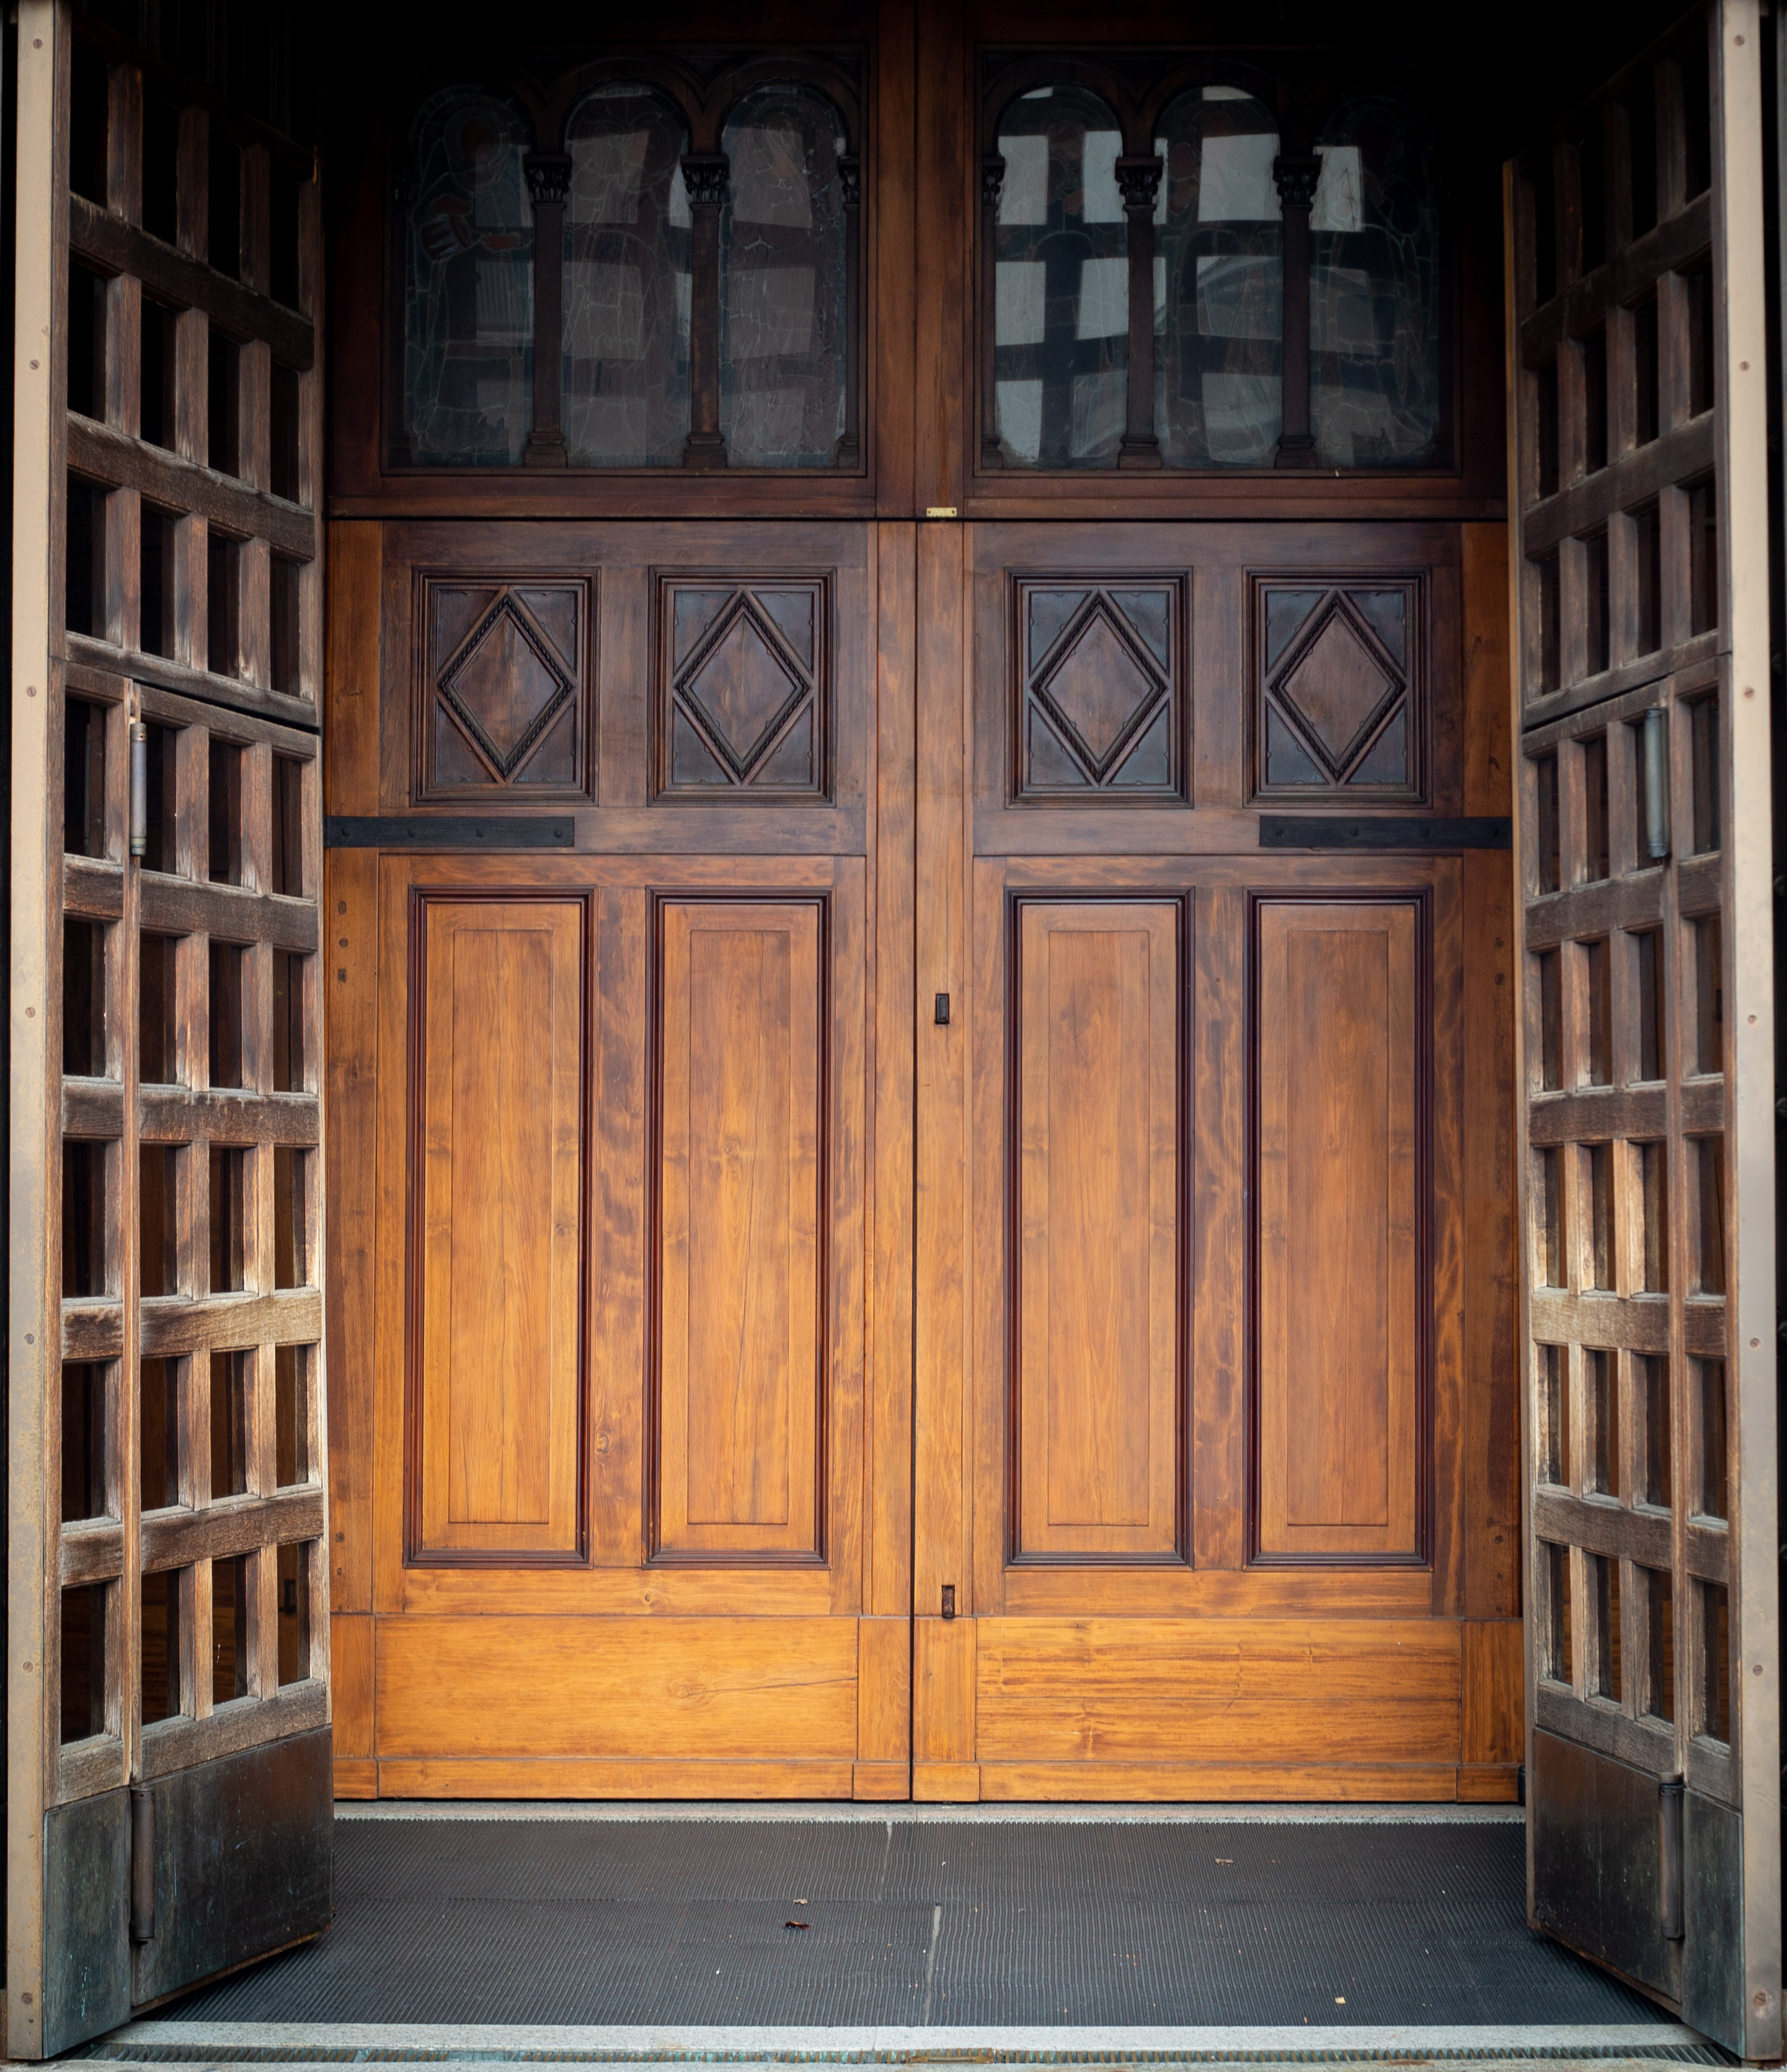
[1014,577,1187,801]
[657,574,830,799]
[1253,576,1423,799]
[417,576,593,802]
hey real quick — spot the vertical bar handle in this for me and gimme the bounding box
[1643,705,1670,860]
[130,1784,156,1944]
[1658,1774,1685,1941]
[130,721,148,859]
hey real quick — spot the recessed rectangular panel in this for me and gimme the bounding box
[1257,897,1422,1559]
[1016,900,1181,1560]
[414,895,586,1560]
[655,898,823,1559]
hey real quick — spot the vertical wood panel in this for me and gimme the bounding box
[1016,901,1180,1560]
[914,521,969,1622]
[415,897,585,1560]
[1257,898,1422,1560]
[869,524,916,1616]
[1192,887,1248,1567]
[655,899,823,1559]
[1461,525,1521,1620]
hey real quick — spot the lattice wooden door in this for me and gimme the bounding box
[1506,3,1778,2055]
[8,2,330,2053]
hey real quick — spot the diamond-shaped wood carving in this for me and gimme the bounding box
[1253,577,1422,798]
[1014,577,1186,801]
[657,574,830,799]
[417,576,593,801]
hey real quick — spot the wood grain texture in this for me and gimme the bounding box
[980,1763,1461,1802]
[1192,886,1248,1567]
[376,1759,856,1800]
[332,1757,378,1799]
[1461,1617,1524,1766]
[869,523,916,1618]
[1256,898,1422,1560]
[974,1617,1461,1767]
[655,899,822,1559]
[1015,900,1181,1560]
[329,1612,375,1758]
[375,1617,857,1761]
[414,896,586,1560]
[1460,526,1521,1621]
[914,1614,975,1764]
[914,520,969,1623]
[857,1616,911,1766]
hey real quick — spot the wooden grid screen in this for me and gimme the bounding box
[1510,6,1738,1805]
[48,16,327,1808]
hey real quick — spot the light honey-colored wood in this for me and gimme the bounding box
[1016,900,1179,1560]
[1257,899,1420,1559]
[417,897,583,1558]
[657,899,821,1558]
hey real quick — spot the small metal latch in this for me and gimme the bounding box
[130,1785,155,1944]
[129,723,149,859]
[925,506,959,519]
[1659,1774,1685,1941]
[934,993,951,1025]
[941,1585,956,1621]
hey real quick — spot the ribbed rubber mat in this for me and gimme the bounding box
[153,1820,1669,2029]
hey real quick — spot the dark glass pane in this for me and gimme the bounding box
[61,1139,110,1297]
[278,1542,311,1685]
[141,1570,183,1723]
[65,696,109,855]
[209,942,244,1088]
[141,932,180,1084]
[211,1555,251,1703]
[61,1585,109,1742]
[141,1356,182,1512]
[1311,97,1440,467]
[61,1363,109,1523]
[140,1142,179,1297]
[719,85,849,468]
[992,84,1125,468]
[211,1350,250,1498]
[563,84,691,466]
[68,260,107,419]
[275,1345,311,1487]
[1155,88,1282,467]
[208,739,244,884]
[402,90,534,466]
[63,916,109,1077]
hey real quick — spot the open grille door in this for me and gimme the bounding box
[7,2,329,2054]
[1506,2,1778,2055]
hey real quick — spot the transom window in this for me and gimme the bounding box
[391,56,862,471]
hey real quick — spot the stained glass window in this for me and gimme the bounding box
[718,85,849,468]
[563,83,691,467]
[1155,87,1283,467]
[1311,96,1441,467]
[401,89,534,466]
[991,86,1126,468]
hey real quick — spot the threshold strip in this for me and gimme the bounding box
[84,2022,1720,2064]
[333,1801,1527,1826]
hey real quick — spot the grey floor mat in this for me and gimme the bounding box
[146,1818,1670,2029]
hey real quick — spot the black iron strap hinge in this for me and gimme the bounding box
[324,816,575,850]
[1259,815,1512,851]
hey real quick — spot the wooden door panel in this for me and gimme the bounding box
[374,853,867,1626]
[656,898,823,1560]
[1014,899,1182,1561]
[1256,896,1422,1562]
[414,894,585,1562]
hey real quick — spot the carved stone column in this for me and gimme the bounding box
[523,153,572,468]
[1116,153,1163,469]
[682,152,729,468]
[1273,151,1321,468]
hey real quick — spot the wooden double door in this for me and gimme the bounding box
[324,512,1522,1802]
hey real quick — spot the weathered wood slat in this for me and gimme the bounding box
[1533,1487,1671,1565]
[59,1519,126,1588]
[66,632,319,732]
[137,1678,327,1781]
[140,1287,321,1358]
[68,414,314,560]
[1534,1679,1679,1776]
[1521,415,1717,560]
[1517,193,1714,366]
[69,195,314,369]
[63,1079,319,1147]
[63,853,125,920]
[141,1485,325,1571]
[1529,1287,1670,1353]
[138,872,319,953]
[62,1301,125,1362]
[1527,1085,1667,1146]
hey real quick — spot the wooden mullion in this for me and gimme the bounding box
[1605,97,1634,256]
[239,144,271,300]
[188,1544,213,1720]
[119,680,143,1777]
[176,104,209,260]
[67,416,315,561]
[69,199,315,370]
[682,154,727,468]
[1656,56,1688,223]
[296,172,325,703]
